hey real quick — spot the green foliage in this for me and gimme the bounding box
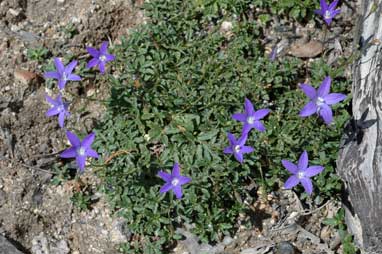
[92,0,351,252]
[27,47,49,62]
[323,208,359,254]
[71,191,92,211]
[252,0,318,21]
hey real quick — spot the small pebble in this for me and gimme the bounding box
[276,241,295,254]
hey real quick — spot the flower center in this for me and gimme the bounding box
[171,178,179,186]
[99,55,107,62]
[324,10,331,19]
[77,147,86,156]
[297,171,305,179]
[234,145,241,153]
[316,97,325,107]
[247,116,255,124]
[62,72,68,81]
[57,105,64,112]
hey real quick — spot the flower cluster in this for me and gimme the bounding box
[224,98,270,164]
[42,0,346,200]
[44,41,115,172]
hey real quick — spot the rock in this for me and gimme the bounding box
[276,241,295,254]
[110,218,131,243]
[31,233,70,254]
[0,235,24,254]
[0,189,6,206]
[289,40,324,58]
[14,69,38,86]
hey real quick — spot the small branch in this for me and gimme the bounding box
[104,149,136,165]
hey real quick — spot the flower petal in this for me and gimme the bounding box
[58,112,65,128]
[234,152,244,164]
[300,84,317,100]
[320,0,328,9]
[300,177,313,195]
[304,166,324,177]
[323,93,346,105]
[44,71,60,79]
[65,60,78,74]
[314,9,323,15]
[158,171,172,182]
[329,0,339,10]
[100,41,109,54]
[178,176,191,185]
[172,163,181,177]
[87,148,99,159]
[67,74,81,81]
[46,107,60,117]
[237,133,249,146]
[82,132,95,148]
[298,150,308,170]
[253,121,266,132]
[317,76,331,97]
[284,175,299,189]
[76,156,86,171]
[282,159,298,174]
[105,53,115,62]
[244,98,255,115]
[173,185,183,199]
[227,132,236,145]
[86,47,100,58]
[299,101,317,117]
[58,79,66,90]
[253,109,270,120]
[160,183,172,194]
[232,113,246,122]
[66,131,81,147]
[242,124,252,135]
[60,147,77,158]
[99,62,105,74]
[54,58,64,74]
[319,104,333,125]
[241,146,254,154]
[45,94,57,105]
[87,58,99,69]
[224,147,233,154]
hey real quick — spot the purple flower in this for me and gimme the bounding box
[157,163,191,199]
[86,41,115,74]
[45,93,70,128]
[223,132,254,164]
[232,98,270,134]
[60,131,99,172]
[269,46,277,61]
[299,76,346,125]
[44,58,81,90]
[282,150,324,195]
[314,0,340,25]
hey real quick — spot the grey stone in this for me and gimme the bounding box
[0,235,24,254]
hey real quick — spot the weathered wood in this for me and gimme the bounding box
[337,0,382,253]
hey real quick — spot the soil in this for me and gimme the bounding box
[0,0,144,253]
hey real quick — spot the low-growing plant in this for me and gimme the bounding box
[323,208,358,254]
[89,0,351,252]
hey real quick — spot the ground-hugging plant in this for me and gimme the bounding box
[41,0,355,253]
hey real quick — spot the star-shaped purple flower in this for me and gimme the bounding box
[223,132,254,164]
[232,98,270,134]
[45,93,70,128]
[86,41,115,74]
[299,76,346,125]
[44,58,81,90]
[314,0,341,25]
[157,163,191,199]
[60,131,99,172]
[282,150,324,195]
